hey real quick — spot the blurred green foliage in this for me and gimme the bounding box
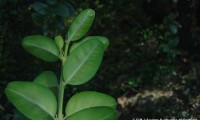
[32,0,74,35]
[1,0,200,119]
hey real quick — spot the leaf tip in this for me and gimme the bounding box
[86,9,95,16]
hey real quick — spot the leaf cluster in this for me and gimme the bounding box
[5,9,117,120]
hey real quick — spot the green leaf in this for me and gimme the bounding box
[70,36,109,53]
[96,36,109,50]
[33,71,58,88]
[33,71,58,96]
[5,81,57,120]
[56,3,74,17]
[63,38,104,85]
[67,9,95,41]
[66,107,118,120]
[65,91,117,116]
[55,35,64,52]
[32,2,49,15]
[22,35,59,62]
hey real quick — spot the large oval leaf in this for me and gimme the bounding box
[67,9,95,41]
[5,81,57,120]
[70,36,109,53]
[65,91,117,116]
[22,35,59,62]
[33,71,58,88]
[66,107,118,120]
[63,39,104,85]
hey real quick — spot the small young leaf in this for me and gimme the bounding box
[66,107,118,120]
[22,35,59,62]
[63,39,104,85]
[70,36,109,53]
[55,35,64,52]
[5,81,57,120]
[33,71,58,88]
[67,9,95,41]
[65,91,117,116]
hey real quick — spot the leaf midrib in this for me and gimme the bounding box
[65,44,97,84]
[100,111,115,120]
[7,88,53,118]
[69,103,116,117]
[68,13,90,41]
[67,107,115,120]
[25,42,58,57]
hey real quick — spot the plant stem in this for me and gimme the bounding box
[57,40,70,120]
[58,78,65,120]
[63,40,70,64]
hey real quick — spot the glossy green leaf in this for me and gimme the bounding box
[5,81,57,120]
[22,35,59,62]
[63,39,104,85]
[33,71,58,88]
[67,9,95,41]
[65,91,117,116]
[32,2,49,15]
[70,36,109,53]
[66,107,118,120]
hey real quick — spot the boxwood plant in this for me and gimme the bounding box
[5,9,118,120]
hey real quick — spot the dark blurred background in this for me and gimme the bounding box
[0,0,200,119]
